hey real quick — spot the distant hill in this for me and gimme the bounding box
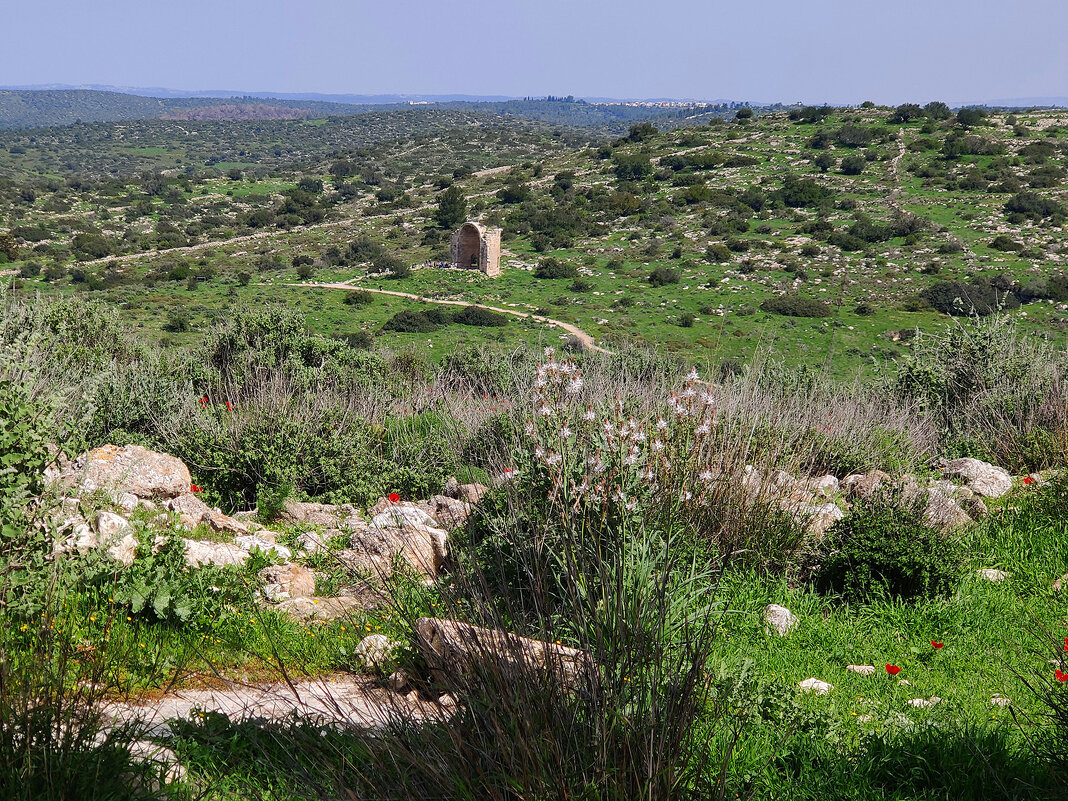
[0,89,749,132]
[0,90,386,129]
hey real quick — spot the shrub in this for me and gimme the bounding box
[648,266,680,287]
[452,306,509,327]
[761,294,832,318]
[840,154,868,175]
[533,258,577,279]
[0,382,50,526]
[382,310,439,333]
[813,495,964,602]
[342,290,374,307]
[921,280,1019,317]
[1005,191,1065,221]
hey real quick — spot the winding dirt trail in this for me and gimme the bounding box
[291,280,610,353]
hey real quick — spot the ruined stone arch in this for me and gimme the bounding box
[449,221,501,277]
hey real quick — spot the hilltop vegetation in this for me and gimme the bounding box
[1,101,1067,380]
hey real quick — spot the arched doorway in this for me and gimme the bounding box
[455,223,481,270]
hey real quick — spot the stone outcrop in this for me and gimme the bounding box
[165,493,250,535]
[339,522,448,579]
[259,563,316,601]
[277,501,365,530]
[763,604,799,636]
[47,444,191,500]
[941,458,1013,499]
[415,617,592,690]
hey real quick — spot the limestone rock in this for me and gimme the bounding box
[959,495,989,521]
[354,634,397,670]
[763,604,799,636]
[924,488,974,532]
[907,696,942,709]
[802,502,845,536]
[942,458,1012,499]
[54,512,138,565]
[95,510,131,540]
[456,483,489,504]
[1053,573,1067,593]
[841,470,891,500]
[991,695,1012,707]
[278,501,364,530]
[165,493,250,535]
[389,669,412,693]
[48,444,191,500]
[342,523,448,579]
[977,568,1010,583]
[429,495,471,529]
[276,595,368,622]
[415,618,592,690]
[296,530,330,554]
[234,535,291,560]
[259,563,316,601]
[182,539,249,568]
[798,678,833,695]
[371,503,439,529]
[846,665,877,676]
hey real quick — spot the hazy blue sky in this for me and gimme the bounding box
[5,0,1067,103]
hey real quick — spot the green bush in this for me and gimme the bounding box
[342,290,374,307]
[534,258,577,279]
[0,382,50,527]
[814,495,964,602]
[921,280,1019,317]
[648,266,680,287]
[382,310,440,333]
[761,294,832,318]
[452,306,509,327]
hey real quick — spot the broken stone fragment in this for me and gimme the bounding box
[798,678,833,695]
[763,604,798,636]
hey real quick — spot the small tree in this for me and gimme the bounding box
[840,154,867,175]
[435,185,467,229]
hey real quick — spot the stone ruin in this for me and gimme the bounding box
[449,221,502,277]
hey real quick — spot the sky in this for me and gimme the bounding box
[4,0,1067,105]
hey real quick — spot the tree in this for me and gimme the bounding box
[627,122,658,142]
[890,103,924,123]
[840,154,867,175]
[734,107,754,120]
[924,101,952,120]
[813,151,835,173]
[435,185,467,229]
[0,233,17,262]
[956,107,987,128]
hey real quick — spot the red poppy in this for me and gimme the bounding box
[225,401,233,412]
[1023,476,1035,485]
[1056,669,1068,682]
[931,641,944,649]
[885,664,901,676]
[199,396,208,406]
[388,492,400,503]
[190,484,203,493]
[1064,637,1067,652]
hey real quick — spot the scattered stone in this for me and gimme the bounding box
[354,634,397,670]
[942,458,1012,499]
[798,678,833,695]
[1053,574,1068,593]
[991,695,1012,707]
[259,563,316,602]
[165,493,250,535]
[116,492,140,513]
[415,618,592,690]
[296,530,329,554]
[389,669,412,693]
[234,535,291,560]
[846,665,877,676]
[898,679,911,686]
[977,568,1010,583]
[763,604,799,636]
[95,510,132,540]
[907,696,942,709]
[275,595,369,622]
[48,444,191,500]
[182,539,249,568]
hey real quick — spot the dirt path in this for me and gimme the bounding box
[293,280,610,354]
[888,128,906,205]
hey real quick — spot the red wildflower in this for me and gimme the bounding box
[199,396,208,406]
[225,401,233,412]
[931,641,944,649]
[1023,476,1035,485]
[1064,637,1067,652]
[190,484,203,493]
[388,492,400,503]
[885,664,901,676]
[1056,669,1068,682]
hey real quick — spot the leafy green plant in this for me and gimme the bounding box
[813,494,964,602]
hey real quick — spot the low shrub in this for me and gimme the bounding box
[452,306,509,327]
[761,294,832,318]
[648,266,680,286]
[533,258,578,279]
[813,494,964,602]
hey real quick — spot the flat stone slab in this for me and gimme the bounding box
[102,674,443,737]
